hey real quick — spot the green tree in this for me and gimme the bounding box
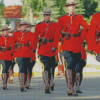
[0,0,4,15]
[82,0,98,18]
[75,0,85,15]
[21,0,60,23]
[0,0,5,29]
[53,0,66,17]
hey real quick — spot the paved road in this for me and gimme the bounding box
[0,76,100,100]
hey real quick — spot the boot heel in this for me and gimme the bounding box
[51,86,54,91]
[3,86,8,90]
[45,90,51,94]
[20,86,26,92]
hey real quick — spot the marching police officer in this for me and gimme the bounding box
[13,20,33,92]
[0,25,14,90]
[25,22,36,89]
[33,7,57,93]
[87,12,100,59]
[8,29,15,84]
[52,0,89,96]
[75,29,87,93]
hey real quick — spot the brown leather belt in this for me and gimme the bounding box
[61,32,80,41]
[95,31,100,44]
[0,47,11,52]
[21,44,30,47]
[39,38,54,43]
[70,34,80,37]
[14,43,30,51]
[38,38,54,48]
[63,33,79,37]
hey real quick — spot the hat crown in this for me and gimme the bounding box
[8,29,14,33]
[67,0,75,4]
[20,19,28,25]
[43,7,52,13]
[2,25,8,30]
[27,22,35,26]
[27,22,32,25]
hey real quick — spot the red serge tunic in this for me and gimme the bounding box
[80,30,87,59]
[87,12,100,53]
[13,31,33,58]
[30,33,36,61]
[53,14,89,53]
[33,21,57,57]
[0,35,14,61]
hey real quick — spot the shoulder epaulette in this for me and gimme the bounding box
[37,22,42,25]
[94,12,100,15]
[14,30,20,32]
[52,21,58,23]
[51,21,56,23]
[59,15,66,18]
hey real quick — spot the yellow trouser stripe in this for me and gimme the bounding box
[38,55,45,71]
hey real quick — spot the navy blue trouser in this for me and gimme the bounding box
[76,59,86,73]
[28,60,36,74]
[39,55,56,78]
[16,57,30,74]
[0,60,12,73]
[9,60,15,70]
[62,51,81,70]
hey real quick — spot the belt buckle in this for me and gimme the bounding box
[22,44,24,47]
[72,34,74,37]
[47,39,49,43]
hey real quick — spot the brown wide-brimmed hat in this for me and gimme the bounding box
[8,29,14,33]
[0,25,11,31]
[19,19,28,26]
[41,7,54,14]
[63,0,79,7]
[27,22,35,27]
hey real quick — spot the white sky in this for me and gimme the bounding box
[4,0,22,7]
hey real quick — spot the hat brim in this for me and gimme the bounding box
[19,24,29,26]
[8,30,14,33]
[27,25,35,27]
[63,3,79,7]
[41,12,54,14]
[0,28,11,31]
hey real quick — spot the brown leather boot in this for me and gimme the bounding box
[75,73,82,93]
[25,73,32,89]
[66,70,78,96]
[19,73,26,92]
[42,71,51,93]
[50,74,55,91]
[9,69,14,84]
[2,73,8,90]
[65,70,68,88]
[79,73,83,86]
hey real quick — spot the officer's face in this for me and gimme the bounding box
[26,26,31,31]
[8,32,13,36]
[3,30,8,36]
[20,25,27,31]
[44,14,51,22]
[67,5,75,13]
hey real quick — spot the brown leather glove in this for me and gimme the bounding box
[32,49,36,53]
[90,50,96,56]
[52,47,56,53]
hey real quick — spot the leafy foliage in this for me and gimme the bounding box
[21,0,100,24]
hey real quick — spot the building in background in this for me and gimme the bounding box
[3,5,23,30]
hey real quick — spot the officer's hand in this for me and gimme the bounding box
[32,49,36,53]
[11,53,13,56]
[2,49,6,52]
[52,47,56,53]
[90,50,96,55]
